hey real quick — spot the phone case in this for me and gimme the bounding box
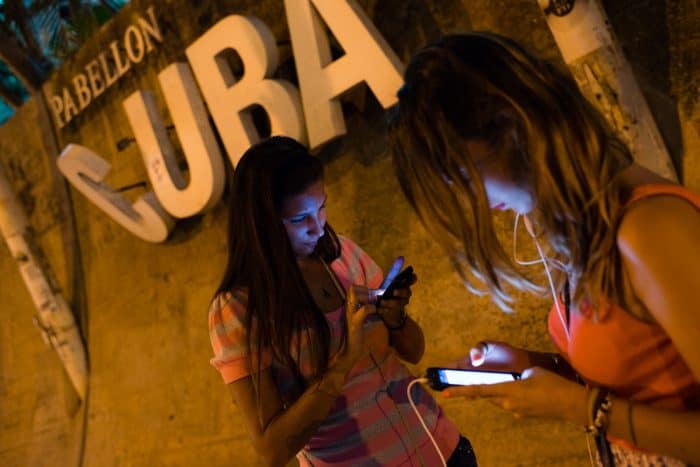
[378,266,414,302]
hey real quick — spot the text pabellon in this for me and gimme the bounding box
[50,6,163,129]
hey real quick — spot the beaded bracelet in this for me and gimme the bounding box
[585,387,615,467]
[584,387,613,436]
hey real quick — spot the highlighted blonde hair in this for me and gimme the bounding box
[388,32,633,313]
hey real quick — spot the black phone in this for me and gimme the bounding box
[378,266,415,303]
[425,367,520,391]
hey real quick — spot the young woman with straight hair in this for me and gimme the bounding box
[208,136,477,466]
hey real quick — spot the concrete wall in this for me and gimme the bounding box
[1,1,698,466]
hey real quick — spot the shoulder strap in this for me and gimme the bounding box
[626,184,700,209]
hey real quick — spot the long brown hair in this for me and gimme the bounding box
[388,32,633,314]
[215,136,341,397]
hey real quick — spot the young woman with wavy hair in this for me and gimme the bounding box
[208,136,476,466]
[388,32,700,465]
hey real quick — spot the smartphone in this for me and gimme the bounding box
[377,266,415,303]
[425,367,520,391]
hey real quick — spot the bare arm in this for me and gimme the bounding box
[378,286,425,364]
[446,195,700,463]
[453,341,580,382]
[526,350,581,383]
[228,285,372,467]
[229,362,351,467]
[613,194,700,463]
[388,315,425,364]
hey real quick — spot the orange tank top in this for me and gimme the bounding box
[548,184,700,411]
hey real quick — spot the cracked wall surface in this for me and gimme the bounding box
[1,1,697,466]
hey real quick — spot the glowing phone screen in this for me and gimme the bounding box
[438,369,515,385]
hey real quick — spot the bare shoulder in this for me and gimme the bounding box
[615,193,700,324]
[616,193,700,380]
[617,194,700,260]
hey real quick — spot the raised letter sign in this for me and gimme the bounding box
[123,62,225,218]
[186,15,305,167]
[57,144,174,242]
[285,0,404,148]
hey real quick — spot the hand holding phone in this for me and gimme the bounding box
[377,265,415,304]
[425,367,520,391]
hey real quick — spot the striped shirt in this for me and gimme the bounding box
[209,236,459,466]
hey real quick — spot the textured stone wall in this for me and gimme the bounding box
[1,1,698,466]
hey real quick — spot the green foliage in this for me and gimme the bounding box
[0,104,13,125]
[0,0,128,123]
[0,61,28,98]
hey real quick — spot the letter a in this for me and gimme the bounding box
[285,0,404,148]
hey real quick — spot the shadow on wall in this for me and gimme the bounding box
[602,0,684,181]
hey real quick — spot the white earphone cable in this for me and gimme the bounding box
[516,214,569,340]
[516,215,591,463]
[513,212,543,265]
[406,378,447,467]
[513,213,568,271]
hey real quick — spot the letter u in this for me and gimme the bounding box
[123,62,226,219]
